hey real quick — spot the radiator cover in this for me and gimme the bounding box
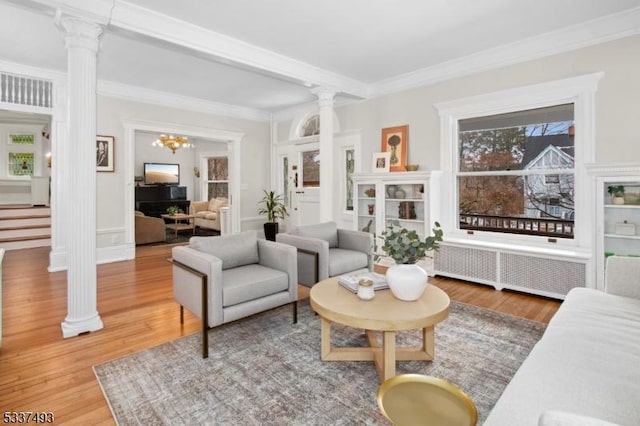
[434,242,586,299]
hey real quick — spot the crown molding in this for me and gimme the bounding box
[97,80,271,122]
[109,0,370,99]
[372,7,640,97]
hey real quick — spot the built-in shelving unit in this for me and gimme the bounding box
[352,171,441,254]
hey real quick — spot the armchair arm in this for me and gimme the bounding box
[172,246,224,326]
[605,255,640,300]
[258,239,298,301]
[276,233,330,283]
[338,228,375,271]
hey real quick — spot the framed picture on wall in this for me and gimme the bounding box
[381,125,408,172]
[372,152,391,173]
[96,135,114,172]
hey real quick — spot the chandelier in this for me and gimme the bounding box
[152,134,193,154]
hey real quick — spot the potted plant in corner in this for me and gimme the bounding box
[257,190,288,241]
[379,220,443,301]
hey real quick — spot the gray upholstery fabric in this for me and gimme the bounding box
[292,221,339,248]
[605,255,640,299]
[277,222,373,286]
[328,248,369,277]
[189,231,259,270]
[222,264,288,307]
[172,234,297,329]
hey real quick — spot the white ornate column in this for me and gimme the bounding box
[311,87,336,222]
[57,14,104,337]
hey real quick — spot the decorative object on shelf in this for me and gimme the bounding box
[364,187,376,197]
[381,125,408,172]
[412,184,424,198]
[379,220,443,301]
[134,175,144,186]
[405,164,419,171]
[368,204,375,215]
[96,135,115,172]
[257,189,288,241]
[608,185,625,205]
[386,185,398,197]
[399,201,416,219]
[394,187,406,199]
[152,134,193,154]
[615,220,636,236]
[362,219,373,233]
[166,205,184,215]
[357,278,375,301]
[372,152,391,173]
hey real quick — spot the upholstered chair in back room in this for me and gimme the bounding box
[172,230,298,358]
[276,221,373,286]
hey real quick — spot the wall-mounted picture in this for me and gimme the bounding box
[96,135,114,172]
[372,152,391,173]
[381,125,408,172]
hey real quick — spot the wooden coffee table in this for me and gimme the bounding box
[309,277,450,382]
[161,213,195,237]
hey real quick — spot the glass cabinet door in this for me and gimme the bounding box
[356,182,376,235]
[383,182,426,238]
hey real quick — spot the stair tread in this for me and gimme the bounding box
[0,224,51,231]
[0,214,51,220]
[0,234,51,243]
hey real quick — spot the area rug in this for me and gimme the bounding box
[94,299,545,425]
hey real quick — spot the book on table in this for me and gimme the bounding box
[338,271,388,293]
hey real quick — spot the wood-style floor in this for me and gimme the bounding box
[0,244,561,424]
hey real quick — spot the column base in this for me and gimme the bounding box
[61,313,103,338]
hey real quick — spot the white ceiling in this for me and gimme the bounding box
[1,0,640,116]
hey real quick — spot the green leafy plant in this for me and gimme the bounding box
[608,185,625,197]
[166,205,183,215]
[379,220,443,264]
[257,190,288,222]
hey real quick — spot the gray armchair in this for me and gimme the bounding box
[276,221,373,286]
[172,230,298,358]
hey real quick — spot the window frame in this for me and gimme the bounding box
[435,73,603,250]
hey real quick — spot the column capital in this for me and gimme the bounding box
[311,87,336,108]
[55,11,103,53]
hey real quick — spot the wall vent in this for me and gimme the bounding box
[434,244,497,283]
[500,252,584,295]
[1,72,53,109]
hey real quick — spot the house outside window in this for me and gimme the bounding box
[458,104,575,238]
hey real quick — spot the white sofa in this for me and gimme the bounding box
[485,255,640,426]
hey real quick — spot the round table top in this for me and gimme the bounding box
[309,277,450,331]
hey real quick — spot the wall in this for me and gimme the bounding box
[278,35,640,174]
[96,95,270,248]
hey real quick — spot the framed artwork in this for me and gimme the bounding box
[96,135,114,172]
[381,125,408,172]
[372,152,391,173]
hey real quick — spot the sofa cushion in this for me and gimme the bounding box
[208,197,228,212]
[292,221,339,248]
[190,231,259,270]
[194,211,210,218]
[328,248,369,277]
[538,411,622,426]
[222,264,289,307]
[204,212,218,220]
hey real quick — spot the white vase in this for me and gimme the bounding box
[385,264,428,301]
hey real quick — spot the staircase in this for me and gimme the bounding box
[0,205,51,250]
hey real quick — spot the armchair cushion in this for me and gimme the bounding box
[291,221,339,248]
[222,264,289,307]
[190,231,259,270]
[328,248,369,277]
[208,197,228,212]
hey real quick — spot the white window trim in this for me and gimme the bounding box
[435,72,603,251]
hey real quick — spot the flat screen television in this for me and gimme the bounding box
[144,162,180,185]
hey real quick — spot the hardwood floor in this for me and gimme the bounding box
[0,244,561,424]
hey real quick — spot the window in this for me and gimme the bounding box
[436,73,602,247]
[302,149,320,187]
[206,156,228,199]
[458,104,575,238]
[345,149,355,211]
